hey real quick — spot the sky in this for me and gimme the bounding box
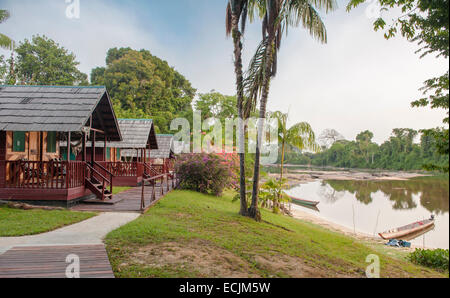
[0,0,448,144]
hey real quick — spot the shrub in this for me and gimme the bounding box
[175,153,238,196]
[408,248,449,271]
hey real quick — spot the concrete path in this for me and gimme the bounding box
[0,212,140,255]
[0,212,139,278]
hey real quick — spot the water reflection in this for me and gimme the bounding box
[322,178,449,214]
[287,177,449,249]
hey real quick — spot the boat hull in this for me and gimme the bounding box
[379,219,435,240]
[288,196,320,207]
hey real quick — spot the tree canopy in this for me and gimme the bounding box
[91,47,196,133]
[10,35,88,86]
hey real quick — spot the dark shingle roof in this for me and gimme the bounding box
[108,119,158,149]
[0,85,122,141]
[150,135,174,159]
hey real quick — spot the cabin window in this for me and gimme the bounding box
[106,148,111,160]
[12,131,26,152]
[47,132,57,153]
[116,148,121,161]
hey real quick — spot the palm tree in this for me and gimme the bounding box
[0,10,14,50]
[226,0,251,216]
[245,0,336,220]
[271,111,320,182]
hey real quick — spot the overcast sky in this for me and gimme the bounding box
[0,0,447,144]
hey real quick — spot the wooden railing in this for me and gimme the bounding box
[140,164,178,212]
[4,160,85,189]
[92,162,114,194]
[85,163,112,200]
[97,162,143,178]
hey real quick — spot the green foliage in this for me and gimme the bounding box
[285,128,449,171]
[195,91,237,121]
[91,47,196,133]
[175,153,238,196]
[259,178,290,213]
[12,35,88,85]
[408,248,449,271]
[0,9,14,50]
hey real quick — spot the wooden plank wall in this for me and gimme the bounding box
[0,131,5,188]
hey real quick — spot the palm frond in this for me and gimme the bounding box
[242,38,269,116]
[286,122,321,152]
[226,2,232,37]
[0,33,13,50]
[283,0,335,43]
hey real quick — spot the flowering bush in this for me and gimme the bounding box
[175,153,238,196]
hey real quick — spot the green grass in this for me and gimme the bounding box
[112,186,132,195]
[0,207,96,237]
[105,190,447,278]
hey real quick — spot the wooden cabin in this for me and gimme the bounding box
[0,85,122,206]
[60,119,159,186]
[148,134,176,175]
[101,119,158,186]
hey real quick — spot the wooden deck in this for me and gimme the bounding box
[0,245,114,278]
[71,179,176,213]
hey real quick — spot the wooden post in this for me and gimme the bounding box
[91,130,96,165]
[104,134,107,161]
[67,132,71,162]
[82,132,86,162]
[39,132,44,162]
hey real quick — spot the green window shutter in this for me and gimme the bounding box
[116,148,121,161]
[13,132,26,152]
[47,132,57,153]
[106,148,111,160]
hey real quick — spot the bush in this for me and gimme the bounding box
[175,153,238,196]
[408,248,449,271]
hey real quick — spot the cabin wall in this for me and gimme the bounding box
[5,131,59,162]
[0,131,5,188]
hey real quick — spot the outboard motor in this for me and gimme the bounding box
[430,214,435,220]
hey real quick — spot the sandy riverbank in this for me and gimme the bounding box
[267,168,430,188]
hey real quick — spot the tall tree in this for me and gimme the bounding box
[13,35,88,85]
[91,47,196,133]
[0,9,13,50]
[245,0,335,220]
[271,111,320,182]
[226,0,251,216]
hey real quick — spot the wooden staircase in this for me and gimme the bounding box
[85,162,114,203]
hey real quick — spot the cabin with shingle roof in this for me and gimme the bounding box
[148,134,176,175]
[0,85,122,205]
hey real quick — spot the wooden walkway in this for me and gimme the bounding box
[0,245,114,278]
[71,179,176,213]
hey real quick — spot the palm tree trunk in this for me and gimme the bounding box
[249,37,275,221]
[280,138,285,182]
[231,11,248,216]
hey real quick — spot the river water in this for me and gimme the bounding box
[285,177,449,249]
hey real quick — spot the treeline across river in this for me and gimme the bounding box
[282,129,449,172]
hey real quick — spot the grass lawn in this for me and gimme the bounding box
[0,207,96,237]
[113,186,132,195]
[105,190,447,278]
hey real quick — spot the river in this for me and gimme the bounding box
[285,177,449,249]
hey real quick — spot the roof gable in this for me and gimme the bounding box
[0,85,121,141]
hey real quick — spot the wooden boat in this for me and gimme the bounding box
[378,216,435,240]
[288,195,320,207]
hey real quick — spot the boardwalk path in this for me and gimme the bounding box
[0,181,175,278]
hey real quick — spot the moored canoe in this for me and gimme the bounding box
[378,217,435,240]
[288,196,320,207]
